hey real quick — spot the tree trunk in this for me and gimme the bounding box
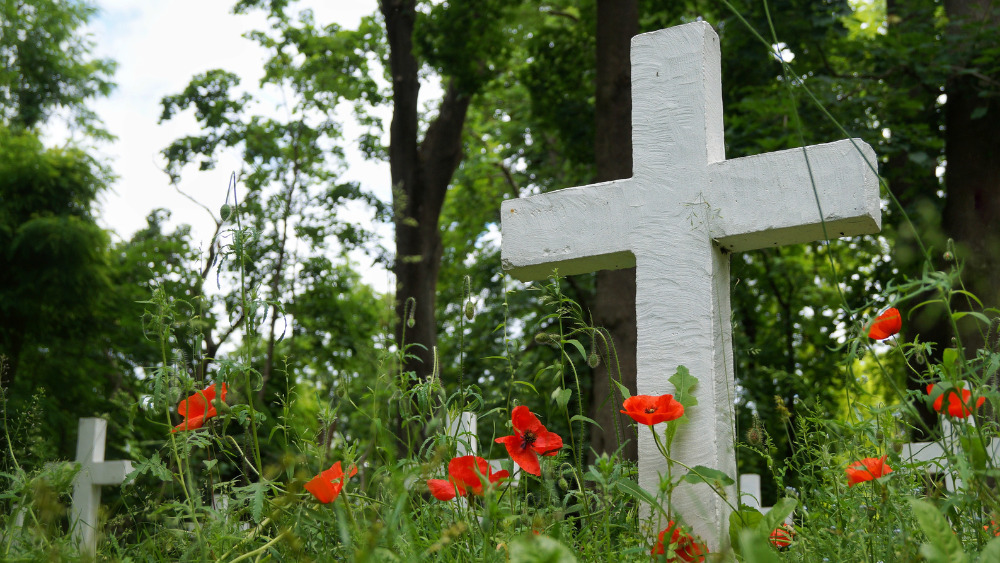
[943,0,1000,352]
[382,0,472,380]
[589,0,639,462]
[884,0,955,438]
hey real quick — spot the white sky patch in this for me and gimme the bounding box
[87,0,395,292]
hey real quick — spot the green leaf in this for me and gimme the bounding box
[977,537,1000,562]
[612,378,631,400]
[668,365,699,411]
[561,338,587,360]
[738,528,781,563]
[551,387,572,410]
[124,452,172,484]
[909,498,968,563]
[615,479,663,516]
[569,414,602,430]
[729,505,765,557]
[514,380,538,393]
[681,465,736,488]
[970,107,988,120]
[508,534,578,563]
[760,498,797,533]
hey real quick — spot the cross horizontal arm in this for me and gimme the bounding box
[708,139,880,252]
[501,179,637,280]
[91,460,134,486]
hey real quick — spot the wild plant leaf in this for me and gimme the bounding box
[125,452,172,484]
[551,387,571,409]
[668,365,698,409]
[514,380,538,393]
[509,534,578,563]
[759,498,796,533]
[729,505,764,557]
[569,414,602,430]
[561,338,587,360]
[680,465,735,488]
[612,377,631,400]
[976,537,1000,563]
[909,498,968,563]
[738,528,780,563]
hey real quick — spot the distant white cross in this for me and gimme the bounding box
[901,419,1000,492]
[500,21,879,548]
[72,417,133,559]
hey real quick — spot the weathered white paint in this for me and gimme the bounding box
[447,411,520,483]
[500,21,880,548]
[447,411,479,457]
[72,418,133,559]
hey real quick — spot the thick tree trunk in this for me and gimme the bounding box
[943,1,1000,346]
[884,0,956,438]
[382,0,471,381]
[589,0,639,462]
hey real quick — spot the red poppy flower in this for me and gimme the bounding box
[846,455,893,487]
[926,383,986,418]
[172,383,228,433]
[651,520,707,562]
[769,524,794,549]
[494,406,563,476]
[867,308,901,340]
[426,455,510,501]
[621,394,684,426]
[984,519,1000,537]
[304,461,357,504]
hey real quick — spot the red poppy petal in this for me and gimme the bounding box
[489,470,510,484]
[505,442,541,476]
[511,405,544,434]
[305,474,336,503]
[532,430,563,456]
[868,308,901,340]
[171,415,206,433]
[449,456,483,489]
[320,461,344,483]
[621,409,656,425]
[427,479,458,501]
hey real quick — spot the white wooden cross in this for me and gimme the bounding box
[72,417,133,559]
[901,419,1000,492]
[500,21,879,549]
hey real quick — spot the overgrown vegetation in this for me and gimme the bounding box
[3,0,1000,561]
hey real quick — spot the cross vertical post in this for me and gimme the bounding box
[72,417,133,559]
[500,21,880,548]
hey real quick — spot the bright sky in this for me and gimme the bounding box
[87,0,393,292]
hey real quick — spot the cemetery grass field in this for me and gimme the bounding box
[2,229,1000,561]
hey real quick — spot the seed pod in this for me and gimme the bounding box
[587,353,600,368]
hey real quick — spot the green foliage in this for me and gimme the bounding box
[0,0,115,135]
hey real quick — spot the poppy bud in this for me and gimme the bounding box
[587,353,600,368]
[535,332,550,344]
[464,301,475,320]
[220,203,233,221]
[746,426,763,446]
[558,477,568,489]
[407,314,415,328]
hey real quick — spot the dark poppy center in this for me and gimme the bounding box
[521,430,537,450]
[645,407,658,414]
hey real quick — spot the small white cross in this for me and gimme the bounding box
[500,21,879,548]
[72,417,133,559]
